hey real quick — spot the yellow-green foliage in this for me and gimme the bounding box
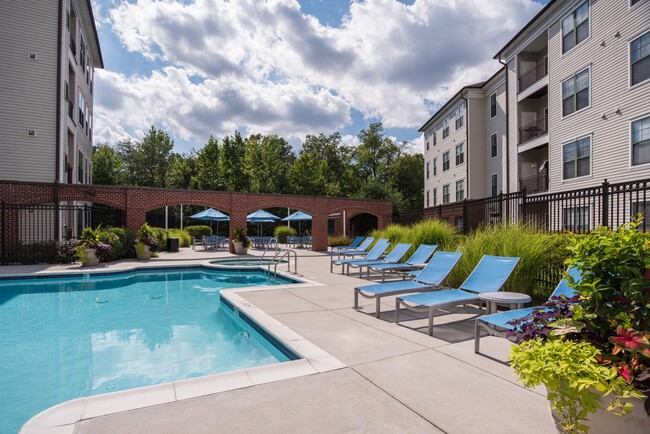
[168,229,191,247]
[448,223,569,298]
[370,219,458,260]
[328,235,352,247]
[274,226,297,243]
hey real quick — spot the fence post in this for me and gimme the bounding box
[521,186,527,224]
[462,199,468,234]
[498,191,504,225]
[601,179,609,228]
[1,201,4,265]
[438,203,442,219]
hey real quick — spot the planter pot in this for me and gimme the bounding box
[136,244,152,260]
[83,248,99,266]
[233,241,248,255]
[549,391,649,434]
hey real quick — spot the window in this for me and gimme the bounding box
[563,136,591,179]
[87,111,92,138]
[426,141,430,151]
[455,105,464,130]
[433,130,437,146]
[77,150,84,184]
[455,143,464,166]
[426,190,430,207]
[442,151,450,171]
[631,0,643,6]
[632,116,650,166]
[490,93,497,118]
[490,133,498,158]
[80,34,86,70]
[426,161,430,179]
[632,201,649,225]
[78,92,85,128]
[433,188,437,206]
[455,217,464,231]
[455,179,465,201]
[491,174,498,197]
[442,184,450,204]
[563,206,589,231]
[562,68,590,116]
[631,31,650,86]
[433,158,437,176]
[562,1,589,54]
[425,129,433,150]
[442,119,449,139]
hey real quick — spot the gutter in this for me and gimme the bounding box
[54,0,63,240]
[461,94,469,199]
[498,58,510,194]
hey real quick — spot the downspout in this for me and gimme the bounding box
[498,58,510,194]
[54,0,64,240]
[461,94,469,198]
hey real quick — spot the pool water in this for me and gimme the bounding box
[0,268,298,433]
[211,258,288,267]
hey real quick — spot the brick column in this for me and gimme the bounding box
[127,210,146,234]
[378,213,393,230]
[311,213,328,252]
[229,211,247,254]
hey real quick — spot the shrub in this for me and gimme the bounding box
[96,229,119,262]
[184,225,212,239]
[57,240,81,263]
[328,235,352,247]
[106,227,135,259]
[274,226,297,243]
[149,226,167,249]
[369,219,458,261]
[168,228,192,247]
[447,223,570,301]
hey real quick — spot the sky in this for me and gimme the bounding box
[90,0,548,155]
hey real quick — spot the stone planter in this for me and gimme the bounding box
[136,244,152,260]
[549,391,649,433]
[83,248,99,266]
[232,241,248,255]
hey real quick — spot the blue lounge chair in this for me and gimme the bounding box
[347,243,412,277]
[474,266,582,353]
[354,251,463,318]
[331,239,390,273]
[395,255,520,336]
[368,244,438,281]
[335,237,375,259]
[332,236,364,252]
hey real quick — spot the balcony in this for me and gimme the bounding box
[519,173,548,194]
[519,114,548,145]
[518,57,547,94]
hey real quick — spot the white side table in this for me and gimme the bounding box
[479,292,532,314]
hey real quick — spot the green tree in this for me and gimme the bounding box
[166,152,196,189]
[92,144,124,185]
[218,132,249,191]
[117,126,174,187]
[356,122,400,182]
[389,151,424,211]
[192,136,221,190]
[243,134,294,193]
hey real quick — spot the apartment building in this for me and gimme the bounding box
[0,0,103,185]
[420,68,507,208]
[495,0,650,196]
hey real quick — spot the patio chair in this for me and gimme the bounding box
[335,237,375,259]
[474,266,581,353]
[354,251,462,318]
[367,244,438,282]
[287,236,299,248]
[395,255,520,336]
[331,236,364,252]
[302,236,312,248]
[330,239,390,273]
[202,235,218,250]
[218,237,230,248]
[346,243,412,278]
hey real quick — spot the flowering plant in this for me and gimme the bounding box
[136,223,159,252]
[509,217,650,433]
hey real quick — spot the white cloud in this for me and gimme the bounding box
[95,0,542,149]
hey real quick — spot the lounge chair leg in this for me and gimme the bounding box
[330,260,333,273]
[359,267,363,278]
[354,290,359,309]
[382,271,385,283]
[376,297,381,318]
[395,299,400,324]
[428,307,435,336]
[474,319,480,354]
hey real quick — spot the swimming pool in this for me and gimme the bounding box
[0,267,299,433]
[211,258,288,267]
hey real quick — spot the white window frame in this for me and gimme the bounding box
[442,151,450,172]
[433,157,437,176]
[426,161,430,179]
[442,119,449,139]
[455,179,465,202]
[563,206,590,232]
[491,173,498,197]
[454,105,464,130]
[490,92,497,119]
[630,0,647,8]
[426,190,430,207]
[630,114,650,167]
[442,184,450,204]
[561,66,591,118]
[455,143,464,166]
[562,135,592,181]
[561,0,590,56]
[490,132,498,158]
[629,30,650,88]
[433,188,437,206]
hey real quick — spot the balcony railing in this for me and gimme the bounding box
[519,173,548,194]
[518,57,548,93]
[518,114,548,144]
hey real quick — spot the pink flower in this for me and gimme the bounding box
[610,327,650,351]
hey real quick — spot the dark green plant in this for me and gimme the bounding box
[184,225,213,239]
[233,228,251,248]
[274,226,297,243]
[328,235,352,247]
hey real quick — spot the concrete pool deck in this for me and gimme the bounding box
[2,247,556,433]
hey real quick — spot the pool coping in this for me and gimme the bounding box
[18,261,346,434]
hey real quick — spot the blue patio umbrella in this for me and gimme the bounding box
[281,211,312,236]
[190,208,230,235]
[247,209,280,236]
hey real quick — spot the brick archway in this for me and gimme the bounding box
[0,181,393,252]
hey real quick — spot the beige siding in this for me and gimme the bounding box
[507,59,519,193]
[0,1,59,182]
[547,0,650,192]
[467,89,485,199]
[483,76,507,197]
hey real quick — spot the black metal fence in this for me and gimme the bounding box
[399,178,650,234]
